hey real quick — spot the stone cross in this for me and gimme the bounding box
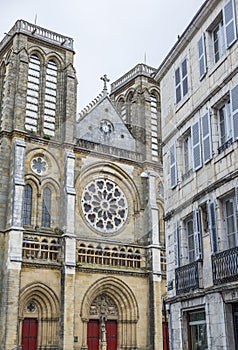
[100,74,110,92]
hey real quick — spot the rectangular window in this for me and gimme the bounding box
[185,211,202,263]
[209,0,237,65]
[223,194,238,249]
[175,58,188,104]
[218,101,232,145]
[188,310,208,350]
[183,131,193,176]
[212,21,225,63]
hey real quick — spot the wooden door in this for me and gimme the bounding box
[106,320,117,350]
[87,319,99,350]
[21,318,38,350]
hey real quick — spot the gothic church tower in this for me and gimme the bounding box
[0,20,166,350]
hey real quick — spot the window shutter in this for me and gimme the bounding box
[230,84,238,140]
[170,143,177,188]
[181,59,188,97]
[174,222,180,268]
[192,120,202,170]
[235,185,238,212]
[223,0,237,48]
[175,67,181,104]
[207,201,218,254]
[193,208,203,260]
[201,111,212,164]
[198,33,207,79]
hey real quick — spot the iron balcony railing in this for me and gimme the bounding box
[175,260,203,295]
[212,246,238,285]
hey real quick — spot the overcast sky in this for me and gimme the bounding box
[1,0,204,111]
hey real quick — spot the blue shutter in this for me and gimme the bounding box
[235,185,238,212]
[230,84,238,140]
[193,208,203,260]
[174,222,180,268]
[198,33,207,80]
[175,67,181,104]
[223,0,237,48]
[170,143,177,188]
[181,59,188,97]
[192,120,202,170]
[207,201,218,254]
[201,111,212,164]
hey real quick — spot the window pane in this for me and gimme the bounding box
[42,187,51,227]
[23,184,32,225]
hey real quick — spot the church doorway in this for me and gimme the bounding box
[21,318,38,350]
[87,319,117,350]
[81,277,139,349]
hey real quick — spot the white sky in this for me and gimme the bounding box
[1,0,204,111]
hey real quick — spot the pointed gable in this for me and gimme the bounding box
[76,96,136,152]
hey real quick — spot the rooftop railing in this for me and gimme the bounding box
[0,19,74,52]
[111,63,156,92]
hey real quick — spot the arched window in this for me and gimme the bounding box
[25,54,41,132]
[126,92,134,125]
[0,64,6,129]
[50,240,58,261]
[118,98,126,122]
[43,60,57,137]
[41,239,48,259]
[22,184,32,226]
[150,93,159,161]
[42,187,51,228]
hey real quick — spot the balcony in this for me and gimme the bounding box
[175,260,203,295]
[212,246,238,285]
[22,234,61,264]
[76,242,147,272]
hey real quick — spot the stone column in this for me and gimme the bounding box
[147,170,164,349]
[4,138,25,349]
[61,149,76,350]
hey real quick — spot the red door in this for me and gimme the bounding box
[106,320,117,350]
[87,320,100,350]
[162,321,170,350]
[22,318,38,350]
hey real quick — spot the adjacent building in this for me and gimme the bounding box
[0,20,166,350]
[155,0,238,349]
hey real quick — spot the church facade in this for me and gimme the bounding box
[0,20,166,350]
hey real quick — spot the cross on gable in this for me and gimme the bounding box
[100,74,110,92]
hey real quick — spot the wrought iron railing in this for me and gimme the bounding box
[175,260,202,295]
[212,246,238,285]
[217,137,233,154]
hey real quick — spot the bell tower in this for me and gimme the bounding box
[0,20,77,142]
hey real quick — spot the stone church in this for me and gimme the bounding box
[0,20,166,350]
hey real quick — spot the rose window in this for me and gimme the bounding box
[82,179,128,233]
[31,157,47,175]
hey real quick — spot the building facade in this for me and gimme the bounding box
[156,0,238,349]
[0,20,166,350]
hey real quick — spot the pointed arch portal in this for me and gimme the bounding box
[81,276,139,350]
[19,282,59,350]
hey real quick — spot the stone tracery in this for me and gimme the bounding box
[82,178,128,233]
